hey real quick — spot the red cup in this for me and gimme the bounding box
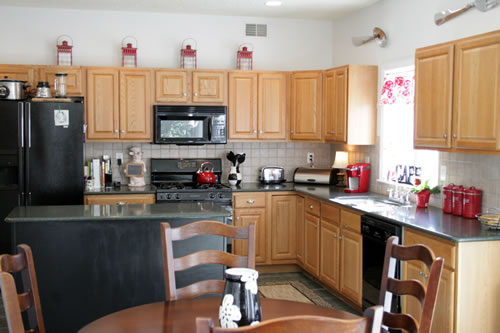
[416,189,431,208]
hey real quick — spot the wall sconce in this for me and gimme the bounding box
[332,151,349,187]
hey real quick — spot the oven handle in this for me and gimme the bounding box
[362,231,391,244]
[208,120,212,141]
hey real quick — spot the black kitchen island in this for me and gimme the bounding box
[5,202,232,333]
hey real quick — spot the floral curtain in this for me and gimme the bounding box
[380,70,415,105]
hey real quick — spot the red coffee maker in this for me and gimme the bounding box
[344,163,371,193]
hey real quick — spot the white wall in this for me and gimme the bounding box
[331,0,500,66]
[0,6,333,70]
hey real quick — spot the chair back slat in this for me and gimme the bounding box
[161,221,256,301]
[171,221,250,241]
[0,272,25,333]
[386,278,426,303]
[381,311,419,333]
[378,236,444,333]
[176,280,226,300]
[196,305,383,333]
[0,244,45,333]
[174,250,248,271]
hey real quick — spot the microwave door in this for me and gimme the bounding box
[157,116,210,144]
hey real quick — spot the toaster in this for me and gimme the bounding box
[259,167,285,184]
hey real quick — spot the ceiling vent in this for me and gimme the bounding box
[246,24,267,37]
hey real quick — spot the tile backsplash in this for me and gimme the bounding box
[85,142,332,185]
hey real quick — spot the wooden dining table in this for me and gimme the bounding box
[78,297,360,333]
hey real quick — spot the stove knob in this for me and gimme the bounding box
[218,193,225,199]
[209,192,216,199]
[166,193,172,200]
[175,193,181,200]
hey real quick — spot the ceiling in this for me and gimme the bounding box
[0,0,382,20]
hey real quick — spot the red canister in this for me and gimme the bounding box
[452,185,464,216]
[463,187,482,219]
[442,183,454,214]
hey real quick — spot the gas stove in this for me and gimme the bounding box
[152,158,232,203]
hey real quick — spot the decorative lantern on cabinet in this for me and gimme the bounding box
[56,35,73,66]
[122,36,138,68]
[180,39,197,69]
[237,44,253,70]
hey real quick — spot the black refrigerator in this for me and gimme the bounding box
[0,98,84,253]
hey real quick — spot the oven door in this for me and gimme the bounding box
[155,114,210,144]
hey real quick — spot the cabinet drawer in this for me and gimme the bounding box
[340,209,361,233]
[84,194,155,205]
[321,202,340,226]
[305,197,321,217]
[404,229,456,270]
[234,193,266,208]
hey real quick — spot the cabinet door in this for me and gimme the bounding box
[414,44,454,149]
[38,66,84,96]
[0,65,36,87]
[155,70,189,103]
[324,67,347,143]
[401,261,426,322]
[340,228,362,306]
[271,195,296,260]
[430,267,455,333]
[258,72,287,140]
[192,71,226,103]
[320,222,340,290]
[453,32,500,151]
[87,68,120,140]
[296,196,305,264]
[119,69,152,141]
[84,194,155,205]
[228,72,258,139]
[290,71,322,141]
[233,208,267,264]
[304,213,320,277]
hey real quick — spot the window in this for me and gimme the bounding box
[379,66,439,187]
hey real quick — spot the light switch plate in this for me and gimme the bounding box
[440,165,447,181]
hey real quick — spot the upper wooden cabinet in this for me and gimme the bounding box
[414,30,500,152]
[0,65,36,87]
[290,71,322,141]
[228,71,287,140]
[38,66,85,96]
[155,70,227,105]
[323,65,377,144]
[87,67,152,141]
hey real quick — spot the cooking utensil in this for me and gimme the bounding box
[196,162,216,184]
[434,0,498,25]
[236,153,246,167]
[226,151,236,166]
[0,79,30,100]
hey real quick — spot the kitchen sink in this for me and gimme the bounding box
[330,196,411,211]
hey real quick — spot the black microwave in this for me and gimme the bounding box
[154,105,227,145]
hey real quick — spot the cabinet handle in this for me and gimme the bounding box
[333,233,337,238]
[424,274,429,279]
[443,134,448,138]
[452,134,457,139]
[121,130,125,134]
[418,271,423,276]
[117,202,125,205]
[114,129,119,133]
[253,130,257,134]
[329,131,336,134]
[259,130,263,134]
[194,92,198,96]
[183,92,187,96]
[236,216,240,220]
[247,200,255,204]
[290,130,294,134]
[338,236,342,240]
[309,205,313,209]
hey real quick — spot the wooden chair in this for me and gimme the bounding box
[196,305,383,333]
[378,236,444,333]
[0,244,45,333]
[161,220,256,301]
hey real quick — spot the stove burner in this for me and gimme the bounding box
[158,183,185,190]
[193,183,229,190]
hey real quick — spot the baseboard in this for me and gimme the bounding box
[256,264,302,273]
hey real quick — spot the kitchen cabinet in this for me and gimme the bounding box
[233,192,267,264]
[323,65,377,144]
[414,30,500,152]
[296,195,305,264]
[38,66,85,96]
[84,194,155,205]
[303,196,321,277]
[0,65,37,87]
[155,69,227,104]
[271,195,296,260]
[290,71,322,141]
[86,67,152,141]
[228,71,287,140]
[339,224,363,306]
[319,202,340,290]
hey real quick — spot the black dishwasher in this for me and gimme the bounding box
[361,215,402,314]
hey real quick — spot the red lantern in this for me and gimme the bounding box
[56,35,73,66]
[237,44,253,70]
[122,36,138,68]
[180,39,197,69]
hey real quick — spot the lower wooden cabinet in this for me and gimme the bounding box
[296,196,305,264]
[339,227,363,306]
[233,208,267,264]
[84,194,155,205]
[304,212,320,277]
[271,195,297,260]
[320,221,340,289]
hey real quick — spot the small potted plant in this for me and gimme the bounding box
[411,180,440,208]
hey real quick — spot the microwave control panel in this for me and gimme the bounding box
[211,115,226,143]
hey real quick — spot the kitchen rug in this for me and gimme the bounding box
[259,281,331,308]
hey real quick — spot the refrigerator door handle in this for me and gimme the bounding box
[28,192,32,206]
[27,102,31,148]
[18,102,24,148]
[25,102,31,205]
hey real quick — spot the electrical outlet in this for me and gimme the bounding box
[307,152,314,164]
[116,153,123,166]
[440,165,447,181]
